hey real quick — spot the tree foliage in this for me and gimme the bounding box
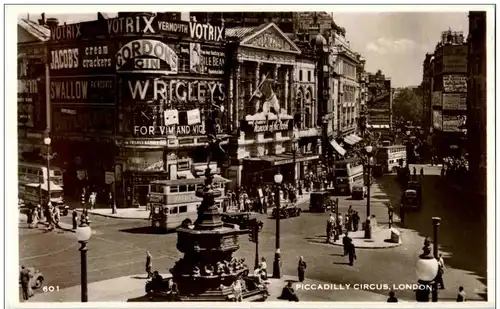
[392,88,423,124]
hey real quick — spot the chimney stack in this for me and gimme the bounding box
[38,13,46,25]
[46,17,59,28]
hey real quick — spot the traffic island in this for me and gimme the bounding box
[330,228,402,249]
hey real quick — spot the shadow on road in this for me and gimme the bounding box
[375,173,487,300]
[120,226,175,235]
[127,295,151,302]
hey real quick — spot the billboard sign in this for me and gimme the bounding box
[443,115,467,132]
[443,45,467,73]
[442,93,467,110]
[431,91,442,107]
[50,76,115,105]
[49,41,116,75]
[49,16,225,42]
[52,106,114,133]
[443,75,467,92]
[432,110,442,130]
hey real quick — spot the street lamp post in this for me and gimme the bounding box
[432,217,441,302]
[273,171,283,279]
[291,130,299,184]
[43,137,52,208]
[76,222,92,302]
[364,145,373,239]
[415,237,439,302]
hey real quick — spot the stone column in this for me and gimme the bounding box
[234,61,242,130]
[255,62,261,89]
[289,66,295,116]
[229,70,234,127]
[284,68,289,113]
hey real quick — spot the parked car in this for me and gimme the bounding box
[19,267,44,289]
[271,203,301,219]
[221,212,262,231]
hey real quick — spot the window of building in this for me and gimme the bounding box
[307,71,311,82]
[299,70,303,81]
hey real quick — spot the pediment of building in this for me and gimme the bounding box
[240,23,301,54]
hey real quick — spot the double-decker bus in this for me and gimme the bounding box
[18,162,64,197]
[376,145,407,173]
[334,157,364,195]
[148,176,230,230]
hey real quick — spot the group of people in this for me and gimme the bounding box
[441,156,469,181]
[226,182,300,214]
[326,206,361,243]
[26,204,61,231]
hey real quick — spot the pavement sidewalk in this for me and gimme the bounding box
[71,192,312,220]
[28,273,390,302]
[330,227,402,249]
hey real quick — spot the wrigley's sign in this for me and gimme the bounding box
[245,119,291,133]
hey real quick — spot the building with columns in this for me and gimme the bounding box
[225,22,320,189]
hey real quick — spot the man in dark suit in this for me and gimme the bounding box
[19,266,31,300]
[342,232,352,256]
[347,241,356,266]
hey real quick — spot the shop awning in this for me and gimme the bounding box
[350,134,363,143]
[245,154,319,166]
[367,124,390,129]
[329,139,346,156]
[177,171,195,179]
[343,135,356,145]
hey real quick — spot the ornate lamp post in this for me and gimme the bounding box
[415,237,439,302]
[75,222,92,302]
[432,217,441,302]
[364,145,373,239]
[273,171,283,279]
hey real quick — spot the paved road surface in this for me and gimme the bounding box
[18,164,487,302]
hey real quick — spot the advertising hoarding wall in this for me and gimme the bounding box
[432,110,443,130]
[18,56,46,130]
[431,91,442,107]
[442,45,467,73]
[442,93,467,110]
[443,75,467,93]
[443,115,467,132]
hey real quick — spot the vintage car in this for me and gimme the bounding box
[351,186,367,200]
[309,191,333,213]
[220,212,263,231]
[271,203,301,219]
[19,267,44,289]
[401,189,420,210]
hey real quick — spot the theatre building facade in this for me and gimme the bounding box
[48,13,228,206]
[224,23,320,189]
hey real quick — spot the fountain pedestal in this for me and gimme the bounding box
[168,169,258,301]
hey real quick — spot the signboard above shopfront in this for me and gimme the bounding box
[242,118,291,133]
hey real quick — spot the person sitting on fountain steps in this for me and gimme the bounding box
[279,281,299,302]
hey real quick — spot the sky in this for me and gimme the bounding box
[18,11,469,88]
